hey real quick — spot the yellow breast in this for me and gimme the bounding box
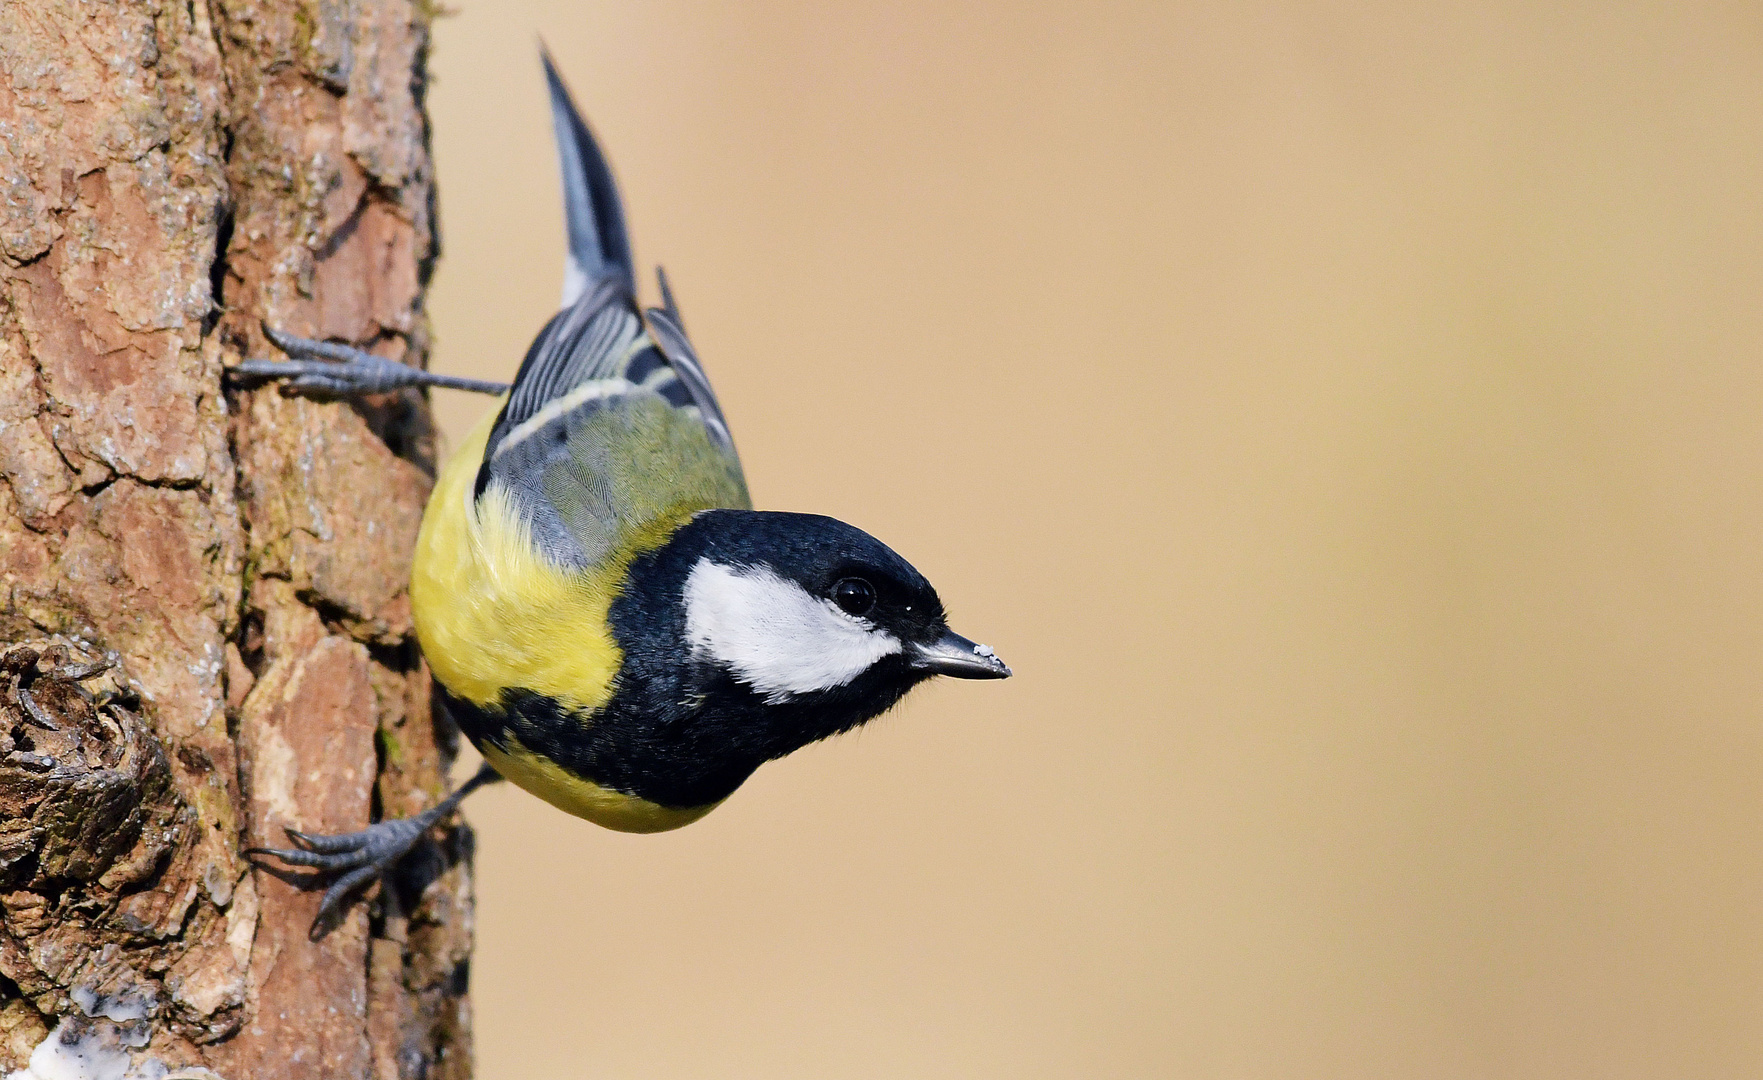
[410,403,625,715]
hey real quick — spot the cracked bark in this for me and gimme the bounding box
[0,2,471,1079]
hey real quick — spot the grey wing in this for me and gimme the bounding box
[478,281,749,570]
[474,58,749,571]
[645,266,734,452]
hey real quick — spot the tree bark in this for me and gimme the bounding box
[0,2,471,1079]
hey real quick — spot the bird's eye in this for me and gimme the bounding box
[832,577,876,617]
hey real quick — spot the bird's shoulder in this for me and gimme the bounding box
[476,279,750,574]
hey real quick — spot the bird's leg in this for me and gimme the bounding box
[247,762,503,933]
[231,325,510,397]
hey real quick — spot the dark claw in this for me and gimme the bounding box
[232,357,326,379]
[246,818,436,932]
[262,324,366,363]
[244,841,364,872]
[249,818,426,871]
[232,326,510,397]
[232,355,412,395]
[315,862,387,930]
[233,325,419,396]
[284,825,385,855]
[243,764,502,935]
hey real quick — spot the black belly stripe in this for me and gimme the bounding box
[437,683,767,811]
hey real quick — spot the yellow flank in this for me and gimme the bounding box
[477,735,721,833]
[412,402,689,715]
[413,403,613,713]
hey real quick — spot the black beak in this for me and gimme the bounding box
[910,629,1012,679]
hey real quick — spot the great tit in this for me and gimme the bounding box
[239,53,1009,921]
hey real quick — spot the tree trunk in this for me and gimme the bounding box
[0,2,472,1079]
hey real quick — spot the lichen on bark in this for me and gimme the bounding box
[0,2,471,1078]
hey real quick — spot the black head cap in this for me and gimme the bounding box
[617,509,1006,724]
[677,510,1007,680]
[596,509,1008,803]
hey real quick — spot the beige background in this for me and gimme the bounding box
[422,4,1763,1077]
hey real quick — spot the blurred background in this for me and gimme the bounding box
[422,3,1763,1077]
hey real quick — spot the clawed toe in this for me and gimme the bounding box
[231,351,414,396]
[230,325,509,397]
[247,817,431,933]
[242,766,499,936]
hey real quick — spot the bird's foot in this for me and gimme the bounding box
[245,763,499,935]
[232,326,425,395]
[231,325,509,397]
[247,816,436,935]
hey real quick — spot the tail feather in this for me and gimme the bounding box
[542,47,635,306]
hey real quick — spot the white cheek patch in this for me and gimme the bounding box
[682,558,902,703]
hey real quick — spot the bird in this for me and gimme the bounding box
[237,51,1010,926]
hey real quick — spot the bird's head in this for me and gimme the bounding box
[613,509,1009,761]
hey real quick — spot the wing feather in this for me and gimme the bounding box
[646,295,734,453]
[472,58,750,572]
